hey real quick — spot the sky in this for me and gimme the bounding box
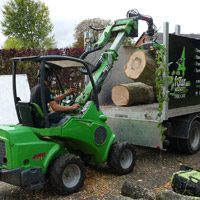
[0,0,200,48]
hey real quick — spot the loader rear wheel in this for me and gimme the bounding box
[107,142,136,175]
[49,154,86,195]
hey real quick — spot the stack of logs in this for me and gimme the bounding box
[112,49,157,106]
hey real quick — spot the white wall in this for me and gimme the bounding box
[0,75,30,125]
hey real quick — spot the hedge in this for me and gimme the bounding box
[0,48,84,74]
[0,48,84,88]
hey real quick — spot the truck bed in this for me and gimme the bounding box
[101,103,159,121]
[101,103,163,149]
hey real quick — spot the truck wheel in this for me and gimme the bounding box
[107,142,136,175]
[178,120,200,154]
[49,154,86,195]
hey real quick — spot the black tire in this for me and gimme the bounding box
[167,137,179,152]
[107,142,136,175]
[49,154,86,195]
[178,120,200,154]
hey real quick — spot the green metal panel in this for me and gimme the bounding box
[0,125,62,173]
[94,25,113,47]
[60,101,116,164]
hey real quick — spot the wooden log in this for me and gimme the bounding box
[112,82,155,106]
[121,181,156,200]
[124,50,157,87]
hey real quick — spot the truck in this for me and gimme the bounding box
[84,10,200,155]
[99,32,200,154]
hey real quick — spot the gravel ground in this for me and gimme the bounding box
[0,147,200,200]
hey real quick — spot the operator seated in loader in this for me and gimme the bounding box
[30,68,80,126]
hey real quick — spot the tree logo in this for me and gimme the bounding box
[176,47,186,77]
[170,47,190,99]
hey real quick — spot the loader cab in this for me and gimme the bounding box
[11,55,98,128]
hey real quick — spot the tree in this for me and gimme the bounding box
[3,37,24,49]
[73,18,111,48]
[1,0,55,49]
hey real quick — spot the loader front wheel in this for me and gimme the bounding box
[50,154,86,195]
[108,142,136,175]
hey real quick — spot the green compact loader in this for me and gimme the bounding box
[0,9,156,195]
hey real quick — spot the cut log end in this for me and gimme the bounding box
[112,85,130,106]
[124,51,147,79]
[112,82,155,106]
[124,50,157,87]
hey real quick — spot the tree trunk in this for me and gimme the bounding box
[124,50,157,87]
[112,82,155,106]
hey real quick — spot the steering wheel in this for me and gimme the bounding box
[62,93,76,106]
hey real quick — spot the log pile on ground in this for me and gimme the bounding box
[121,181,200,200]
[112,82,155,106]
[124,50,157,87]
[121,181,156,200]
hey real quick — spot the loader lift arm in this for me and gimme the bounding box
[76,9,156,106]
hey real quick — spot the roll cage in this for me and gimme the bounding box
[11,55,99,128]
